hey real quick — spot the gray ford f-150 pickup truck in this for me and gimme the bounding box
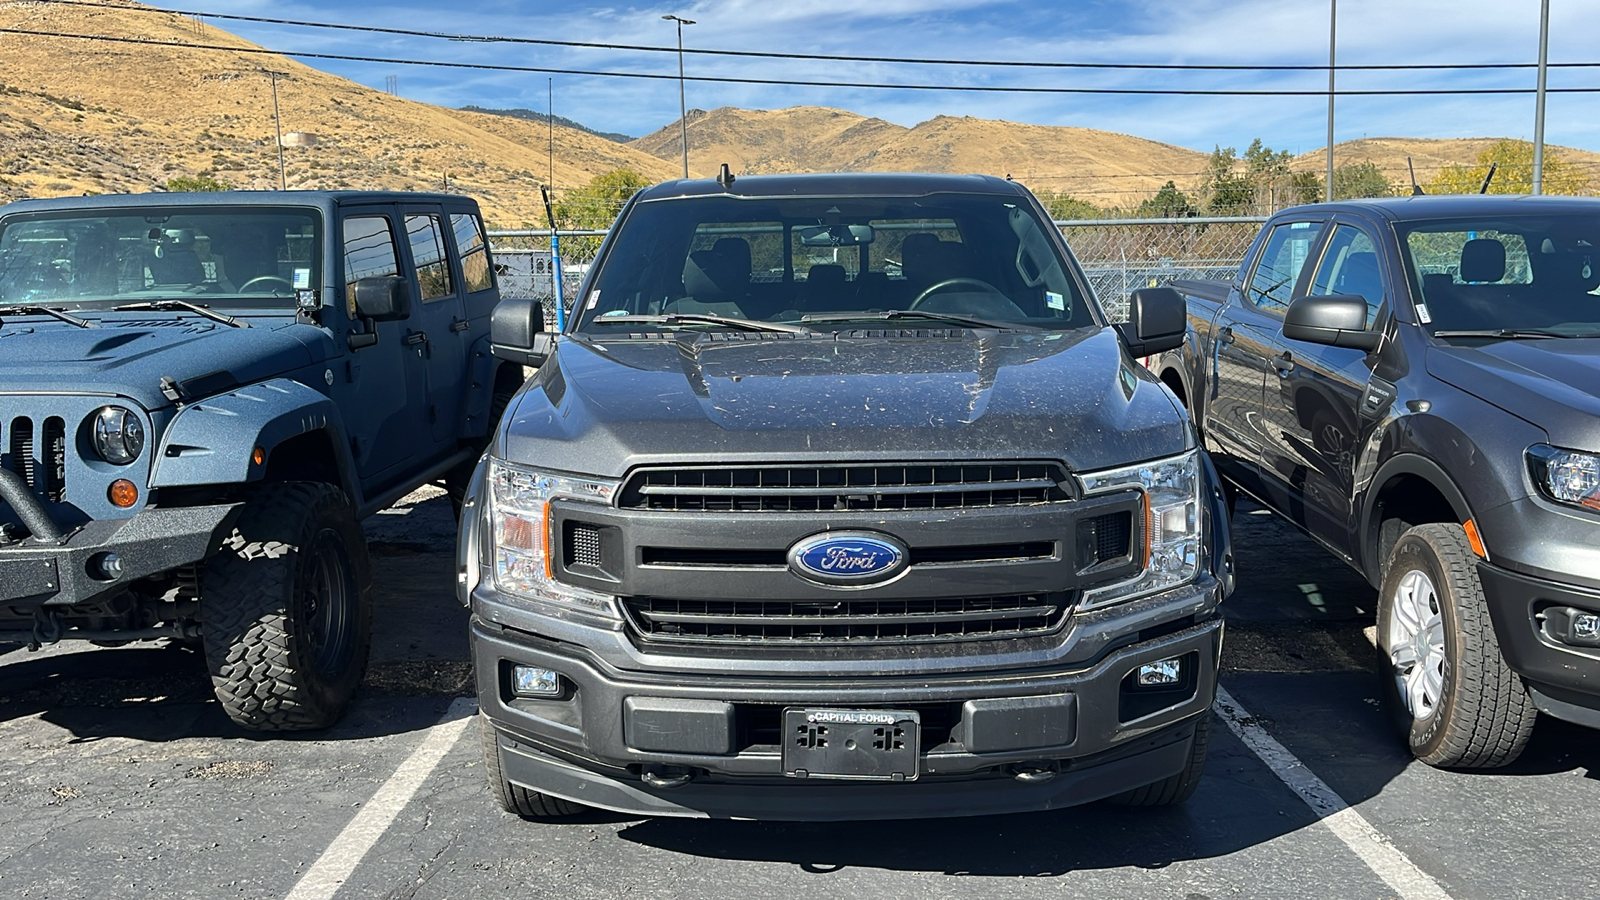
[1152,195,1600,768]
[459,171,1235,820]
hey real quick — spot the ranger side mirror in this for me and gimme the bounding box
[490,297,551,367]
[352,276,411,321]
[1283,294,1382,351]
[1115,286,1186,357]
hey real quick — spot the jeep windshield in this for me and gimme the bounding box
[573,192,1097,332]
[1400,214,1600,339]
[0,207,320,307]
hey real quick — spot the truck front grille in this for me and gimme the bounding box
[621,463,1070,512]
[622,592,1072,644]
[1,416,68,502]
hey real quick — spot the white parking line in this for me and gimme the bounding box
[1214,686,1452,900]
[284,697,477,900]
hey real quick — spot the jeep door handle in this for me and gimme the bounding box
[404,331,427,346]
[450,318,470,333]
[1272,351,1295,377]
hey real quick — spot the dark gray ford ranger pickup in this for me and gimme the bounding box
[0,191,523,730]
[460,172,1234,820]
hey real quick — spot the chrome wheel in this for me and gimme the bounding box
[1387,568,1446,720]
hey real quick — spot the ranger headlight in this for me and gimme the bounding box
[1077,450,1202,609]
[91,406,145,465]
[1527,444,1600,513]
[487,458,619,617]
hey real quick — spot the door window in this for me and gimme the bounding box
[1247,221,1324,316]
[1308,225,1384,327]
[405,214,454,302]
[450,213,495,294]
[342,215,400,317]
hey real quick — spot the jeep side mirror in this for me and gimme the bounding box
[352,276,411,322]
[1115,286,1186,357]
[1283,294,1382,351]
[491,297,551,367]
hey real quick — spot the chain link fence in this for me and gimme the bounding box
[489,216,1267,325]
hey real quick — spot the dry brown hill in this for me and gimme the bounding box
[0,0,678,225]
[631,106,1211,207]
[1290,137,1600,191]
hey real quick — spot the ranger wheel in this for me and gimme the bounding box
[202,482,372,731]
[479,714,586,818]
[1376,523,1536,768]
[1105,713,1210,806]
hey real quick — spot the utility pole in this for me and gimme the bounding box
[662,15,696,179]
[1325,0,1336,202]
[268,71,286,191]
[1532,0,1550,195]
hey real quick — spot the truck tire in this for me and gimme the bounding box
[1376,523,1536,768]
[1105,713,1210,806]
[202,482,372,731]
[479,714,586,818]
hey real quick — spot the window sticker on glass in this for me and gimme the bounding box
[1046,291,1066,311]
[1416,303,1432,324]
[587,290,601,310]
[293,268,311,290]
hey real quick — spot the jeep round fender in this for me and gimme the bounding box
[150,378,356,495]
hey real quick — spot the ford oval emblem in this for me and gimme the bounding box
[788,531,908,587]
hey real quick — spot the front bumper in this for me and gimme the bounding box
[473,587,1223,820]
[1481,562,1600,728]
[0,503,239,606]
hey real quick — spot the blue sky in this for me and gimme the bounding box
[156,0,1600,155]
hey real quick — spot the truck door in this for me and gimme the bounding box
[1208,219,1324,500]
[1258,220,1389,555]
[400,208,469,445]
[340,208,426,483]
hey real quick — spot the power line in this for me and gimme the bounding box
[29,0,1600,74]
[4,27,1600,96]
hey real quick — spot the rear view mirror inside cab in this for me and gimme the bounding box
[797,224,875,247]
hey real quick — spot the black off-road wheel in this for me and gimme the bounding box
[201,482,372,731]
[1376,523,1536,768]
[479,714,586,818]
[1105,713,1211,807]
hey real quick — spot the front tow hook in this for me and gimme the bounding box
[641,766,695,789]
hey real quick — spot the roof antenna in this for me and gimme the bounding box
[716,163,735,187]
[1478,161,1498,194]
[1407,157,1425,195]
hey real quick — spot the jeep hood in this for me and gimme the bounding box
[1427,340,1600,450]
[0,314,330,410]
[497,328,1189,477]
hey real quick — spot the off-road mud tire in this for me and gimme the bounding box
[202,482,372,731]
[1105,713,1211,806]
[479,714,586,818]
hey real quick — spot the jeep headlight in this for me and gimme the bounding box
[488,458,619,617]
[1527,444,1600,513]
[1077,450,1202,609]
[91,406,145,465]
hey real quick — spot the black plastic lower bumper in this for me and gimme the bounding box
[1480,561,1600,728]
[0,503,239,606]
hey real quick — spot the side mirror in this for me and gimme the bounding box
[490,297,551,366]
[1115,286,1186,357]
[352,276,410,321]
[1283,294,1382,351]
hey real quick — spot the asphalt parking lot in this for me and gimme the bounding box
[2,492,1597,900]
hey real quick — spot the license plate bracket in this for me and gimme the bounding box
[782,708,920,781]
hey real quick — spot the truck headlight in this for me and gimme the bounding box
[1527,444,1600,513]
[91,406,145,465]
[1077,450,1202,609]
[487,458,619,617]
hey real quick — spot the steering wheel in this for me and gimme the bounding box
[910,277,1006,309]
[239,275,294,294]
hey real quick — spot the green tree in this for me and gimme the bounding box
[1425,139,1591,195]
[1034,189,1104,221]
[1202,146,1255,214]
[553,169,653,230]
[165,175,232,192]
[1331,161,1395,200]
[1136,181,1199,218]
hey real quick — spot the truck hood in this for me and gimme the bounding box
[498,327,1189,478]
[0,313,328,410]
[1426,340,1600,449]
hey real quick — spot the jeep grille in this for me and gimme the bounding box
[2,415,68,503]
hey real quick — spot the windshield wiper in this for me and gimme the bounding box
[590,313,808,334]
[799,309,1038,330]
[113,299,249,328]
[0,303,96,328]
[1431,328,1580,341]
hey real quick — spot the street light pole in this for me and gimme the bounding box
[1325,0,1336,202]
[1532,0,1549,195]
[662,14,695,179]
[268,70,286,191]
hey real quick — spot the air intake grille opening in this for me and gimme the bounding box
[4,417,36,492]
[622,593,1071,644]
[42,417,66,502]
[565,522,604,569]
[621,463,1070,512]
[1077,511,1134,570]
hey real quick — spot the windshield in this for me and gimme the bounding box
[1399,214,1600,337]
[572,192,1096,333]
[0,207,321,307]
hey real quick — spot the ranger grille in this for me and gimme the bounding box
[622,592,1072,645]
[620,463,1070,512]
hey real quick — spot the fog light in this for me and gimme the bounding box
[1576,614,1600,640]
[510,665,561,697]
[88,552,124,581]
[1539,607,1600,648]
[1136,657,1183,687]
